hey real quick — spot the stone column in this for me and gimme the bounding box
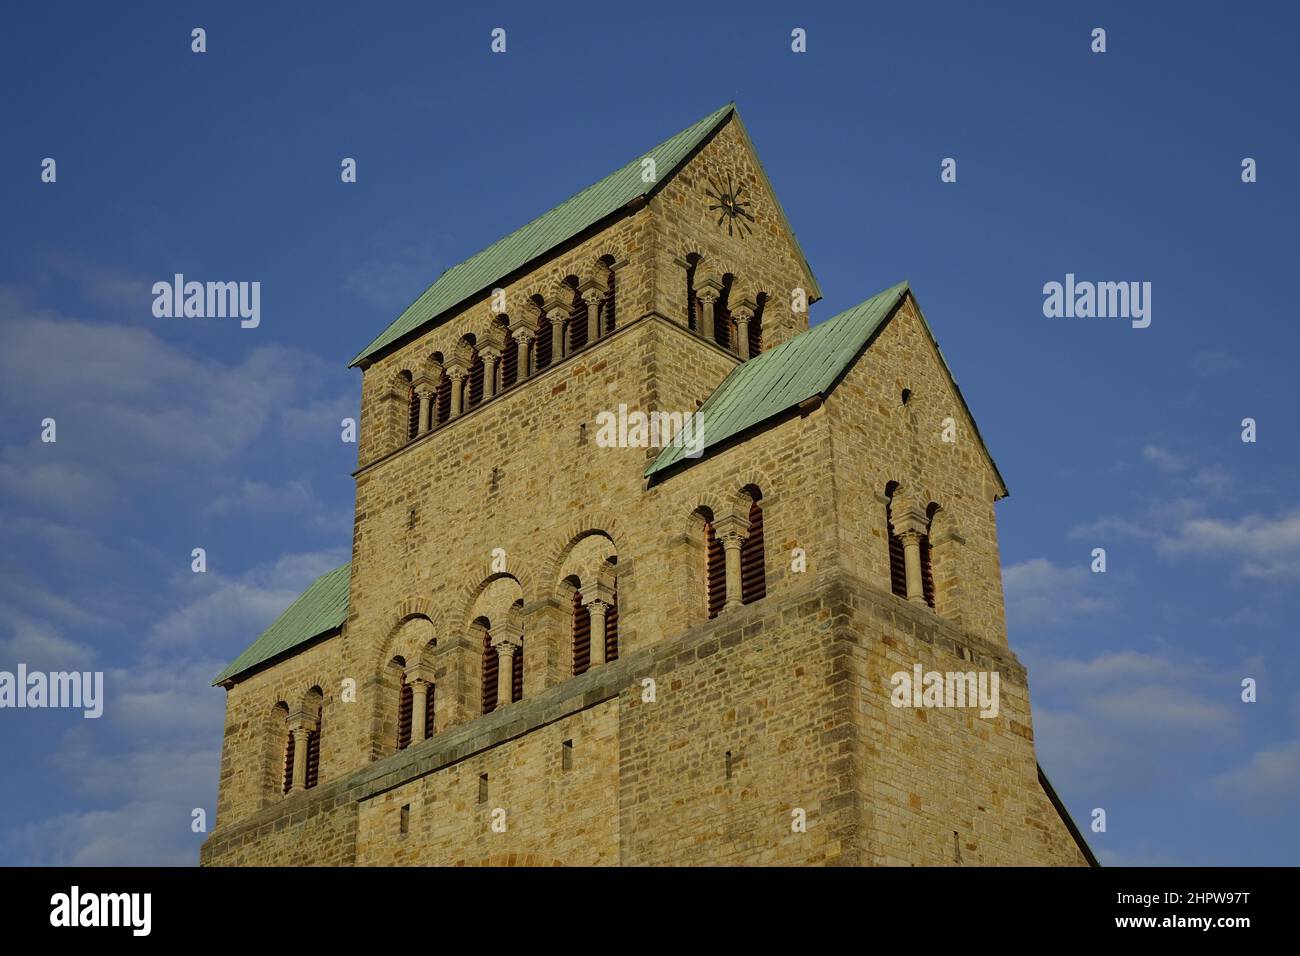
[732,305,753,360]
[407,662,434,743]
[447,364,467,419]
[481,347,499,400]
[513,326,536,379]
[892,501,930,604]
[548,308,567,361]
[713,513,750,611]
[581,284,604,344]
[492,632,520,709]
[415,386,433,435]
[288,712,313,792]
[581,581,616,667]
[696,285,719,342]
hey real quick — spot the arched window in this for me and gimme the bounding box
[704,515,726,619]
[407,384,420,440]
[481,626,498,715]
[305,721,320,789]
[434,371,451,426]
[885,483,907,599]
[500,330,518,390]
[601,255,618,333]
[281,728,295,795]
[740,498,766,604]
[715,275,734,351]
[921,503,939,609]
[604,576,619,662]
[571,581,591,676]
[685,254,700,331]
[535,316,554,370]
[748,294,766,357]
[467,351,485,407]
[569,283,589,351]
[396,664,413,751]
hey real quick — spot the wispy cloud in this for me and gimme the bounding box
[1002,557,1112,631]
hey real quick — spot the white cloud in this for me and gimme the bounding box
[1002,558,1111,631]
[1158,507,1300,579]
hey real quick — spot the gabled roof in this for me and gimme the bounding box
[212,563,351,686]
[349,102,820,368]
[645,281,1007,496]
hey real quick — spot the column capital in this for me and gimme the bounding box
[580,580,616,609]
[404,661,435,685]
[696,275,724,298]
[510,323,537,344]
[891,500,930,537]
[712,512,750,543]
[696,286,720,305]
[580,288,603,308]
[545,306,569,325]
[443,360,468,380]
[478,345,501,362]
[287,711,316,733]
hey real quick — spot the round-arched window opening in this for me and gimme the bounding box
[901,388,912,405]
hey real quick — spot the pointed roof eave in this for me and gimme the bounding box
[349,103,740,368]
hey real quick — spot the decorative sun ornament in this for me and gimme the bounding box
[706,174,755,237]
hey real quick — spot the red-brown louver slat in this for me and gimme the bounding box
[468,353,484,407]
[887,504,907,598]
[396,676,413,750]
[569,296,588,351]
[686,264,697,331]
[500,331,517,390]
[424,684,436,738]
[535,317,553,370]
[511,639,523,702]
[605,270,617,333]
[920,535,935,608]
[407,387,420,440]
[604,578,619,662]
[715,300,733,351]
[705,521,726,619]
[282,731,295,794]
[435,372,451,425]
[481,632,498,714]
[747,305,762,357]
[740,502,766,604]
[572,589,591,675]
[304,722,320,789]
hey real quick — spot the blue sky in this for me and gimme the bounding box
[1,1,1296,865]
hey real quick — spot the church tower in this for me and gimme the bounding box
[202,104,1094,866]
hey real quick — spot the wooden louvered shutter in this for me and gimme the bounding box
[407,387,420,440]
[715,299,733,351]
[920,535,935,608]
[468,353,484,407]
[501,332,517,389]
[887,503,907,598]
[572,589,591,675]
[511,639,524,702]
[482,632,498,714]
[686,265,697,331]
[705,521,726,619]
[535,318,553,370]
[569,297,588,351]
[435,373,451,425]
[304,722,320,789]
[425,684,436,737]
[748,305,763,357]
[396,676,413,750]
[282,731,295,794]
[604,578,619,662]
[605,270,617,333]
[740,502,766,604]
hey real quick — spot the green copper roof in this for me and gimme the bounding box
[645,282,1007,493]
[213,563,351,685]
[646,282,911,477]
[350,103,737,368]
